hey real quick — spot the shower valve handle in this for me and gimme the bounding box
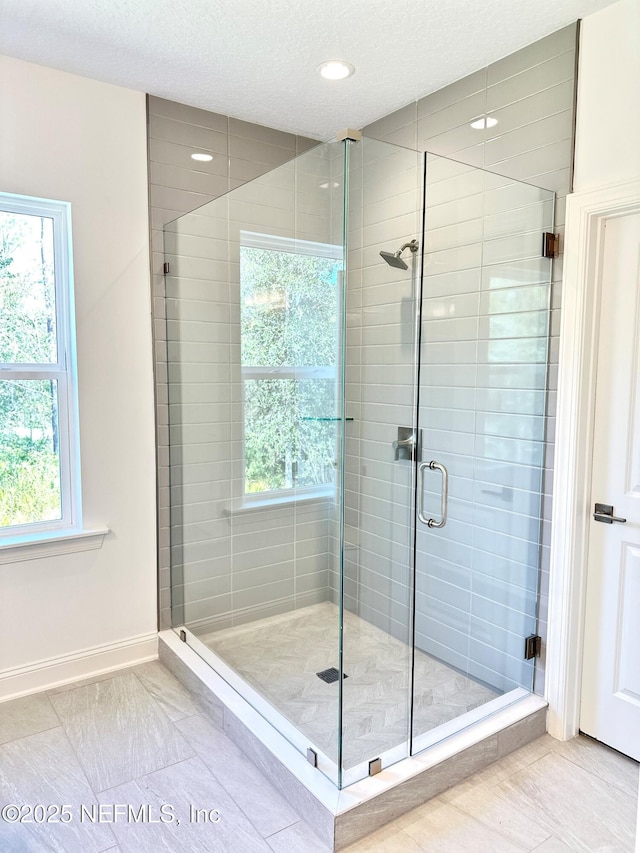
[418,461,448,529]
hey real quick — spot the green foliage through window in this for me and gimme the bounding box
[0,211,62,528]
[240,240,341,495]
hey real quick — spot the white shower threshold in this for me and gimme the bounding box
[159,628,548,850]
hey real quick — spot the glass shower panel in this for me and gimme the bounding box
[340,137,423,783]
[165,135,555,791]
[165,141,346,783]
[412,154,554,750]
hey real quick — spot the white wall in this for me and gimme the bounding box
[573,0,640,192]
[0,56,157,697]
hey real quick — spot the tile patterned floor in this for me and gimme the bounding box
[201,601,498,768]
[0,659,636,852]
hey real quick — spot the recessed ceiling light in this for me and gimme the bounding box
[191,152,213,162]
[470,116,498,130]
[318,60,355,81]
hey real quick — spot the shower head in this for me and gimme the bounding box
[380,250,409,270]
[379,238,419,270]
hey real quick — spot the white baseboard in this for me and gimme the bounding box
[0,632,159,702]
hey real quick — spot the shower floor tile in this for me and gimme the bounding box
[199,601,498,768]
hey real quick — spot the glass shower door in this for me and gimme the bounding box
[340,137,423,785]
[411,154,554,751]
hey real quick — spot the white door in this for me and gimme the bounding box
[581,211,640,761]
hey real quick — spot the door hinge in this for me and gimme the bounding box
[179,629,187,643]
[524,634,542,660]
[542,232,559,258]
[163,261,170,275]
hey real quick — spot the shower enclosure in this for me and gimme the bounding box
[164,135,554,789]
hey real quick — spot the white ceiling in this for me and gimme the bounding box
[0,0,618,140]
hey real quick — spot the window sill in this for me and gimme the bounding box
[224,488,334,516]
[0,527,109,565]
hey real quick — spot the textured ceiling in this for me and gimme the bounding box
[0,0,618,139]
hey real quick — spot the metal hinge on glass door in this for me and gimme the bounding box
[541,233,559,258]
[524,634,541,660]
[163,262,170,275]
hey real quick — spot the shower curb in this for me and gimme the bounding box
[159,630,548,850]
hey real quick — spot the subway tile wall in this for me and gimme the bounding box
[332,140,554,701]
[362,23,578,693]
[328,141,423,654]
[415,158,554,697]
[147,95,318,630]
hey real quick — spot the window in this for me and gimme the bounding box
[0,192,80,538]
[240,232,342,501]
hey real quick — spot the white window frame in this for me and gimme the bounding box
[0,191,82,540]
[239,231,342,507]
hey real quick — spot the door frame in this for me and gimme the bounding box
[546,178,640,740]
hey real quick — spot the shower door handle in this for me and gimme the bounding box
[418,461,448,528]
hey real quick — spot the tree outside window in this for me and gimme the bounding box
[240,234,342,498]
[0,195,78,534]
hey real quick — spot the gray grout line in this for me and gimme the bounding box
[450,797,552,852]
[44,667,192,800]
[53,723,114,811]
[92,754,199,797]
[173,710,309,842]
[0,721,64,749]
[45,665,140,697]
[263,817,304,840]
[43,691,65,735]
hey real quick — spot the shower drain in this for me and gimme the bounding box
[316,667,348,684]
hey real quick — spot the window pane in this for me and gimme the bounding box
[240,242,341,495]
[0,211,57,364]
[297,377,338,488]
[240,246,339,368]
[244,378,337,494]
[0,379,62,527]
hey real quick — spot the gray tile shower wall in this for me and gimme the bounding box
[148,95,319,630]
[361,23,579,693]
[332,141,553,699]
[164,151,338,635]
[327,140,423,648]
[414,162,554,695]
